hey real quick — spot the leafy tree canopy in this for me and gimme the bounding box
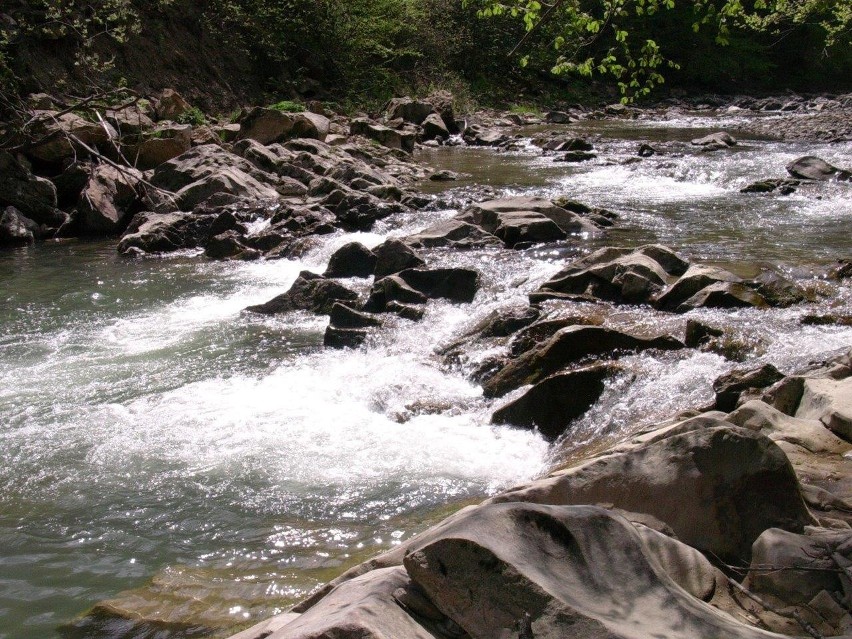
[464,0,852,100]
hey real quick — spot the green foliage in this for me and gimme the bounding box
[268,100,304,112]
[467,0,852,100]
[175,106,206,125]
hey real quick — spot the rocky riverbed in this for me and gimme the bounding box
[1,90,851,639]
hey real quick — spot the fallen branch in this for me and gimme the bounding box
[727,577,824,639]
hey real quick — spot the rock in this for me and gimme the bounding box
[373,239,425,278]
[386,301,425,322]
[747,528,850,604]
[796,377,852,440]
[685,319,724,347]
[204,230,260,260]
[638,143,657,157]
[461,124,508,147]
[0,206,39,246]
[363,275,429,312]
[105,105,155,134]
[350,119,416,153]
[324,242,377,278]
[750,270,808,307]
[0,151,63,226]
[118,211,216,255]
[77,164,142,235]
[829,259,852,280]
[425,90,458,133]
[740,179,799,194]
[801,314,852,326]
[329,303,382,329]
[324,326,368,349]
[491,426,814,562]
[322,188,406,230]
[151,145,280,210]
[690,132,737,149]
[385,97,436,125]
[245,271,358,315]
[237,108,330,145]
[127,124,192,170]
[226,613,301,639]
[655,264,742,311]
[420,113,450,141]
[786,156,851,181]
[404,219,501,251]
[154,89,191,121]
[491,364,619,440]
[676,281,767,312]
[483,326,683,397]
[25,111,116,163]
[397,268,480,303]
[508,317,598,357]
[534,245,687,305]
[404,502,787,639]
[713,364,785,412]
[555,150,596,162]
[428,170,459,181]
[545,110,573,124]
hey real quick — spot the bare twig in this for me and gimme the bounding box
[728,577,825,639]
[508,0,569,58]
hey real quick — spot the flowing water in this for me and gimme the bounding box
[1,115,850,639]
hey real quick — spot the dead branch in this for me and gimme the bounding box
[727,577,825,639]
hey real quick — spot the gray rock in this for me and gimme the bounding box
[0,206,38,246]
[796,376,852,440]
[655,264,742,311]
[77,164,143,235]
[324,242,377,278]
[329,303,382,329]
[324,326,369,349]
[245,271,358,315]
[363,276,428,312]
[350,119,416,153]
[676,281,767,313]
[0,151,63,226]
[24,111,116,163]
[385,97,436,125]
[713,364,785,412]
[237,108,330,144]
[786,155,851,181]
[404,219,501,251]
[118,211,216,255]
[126,124,192,170]
[398,268,480,303]
[373,239,425,278]
[690,132,737,148]
[421,113,450,141]
[153,89,192,121]
[483,326,683,397]
[491,364,619,440]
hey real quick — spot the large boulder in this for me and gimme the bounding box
[350,119,416,153]
[77,164,142,235]
[786,156,851,181]
[118,211,216,255]
[126,124,192,170]
[324,242,377,278]
[490,426,815,562]
[403,219,502,250]
[420,113,450,141]
[385,97,436,125]
[397,268,480,303]
[105,105,155,134]
[655,264,742,311]
[24,111,116,163]
[373,239,425,278]
[245,271,358,315]
[153,89,192,121]
[403,503,783,639]
[363,276,429,312]
[0,151,63,226]
[713,364,785,412]
[690,131,737,150]
[796,376,852,441]
[237,108,330,144]
[151,145,280,210]
[491,364,619,440]
[483,326,683,397]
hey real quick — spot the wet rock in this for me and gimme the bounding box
[534,245,687,305]
[204,230,261,261]
[555,150,596,162]
[245,271,358,315]
[690,131,737,150]
[350,119,415,153]
[397,268,480,303]
[750,270,808,307]
[677,281,767,312]
[322,188,406,230]
[483,326,683,397]
[363,275,429,312]
[491,426,814,562]
[76,164,142,235]
[461,124,509,147]
[428,170,459,182]
[828,259,852,280]
[740,178,799,194]
[685,319,724,347]
[786,156,851,181]
[655,264,741,311]
[638,143,657,157]
[801,314,852,326]
[713,364,785,412]
[386,301,425,322]
[404,502,790,639]
[0,154,65,231]
[118,211,216,255]
[421,113,450,141]
[491,364,619,440]
[479,306,541,339]
[329,303,382,329]
[373,239,425,278]
[507,317,600,357]
[324,242,377,278]
[0,206,39,246]
[324,326,368,349]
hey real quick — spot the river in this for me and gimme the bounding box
[1,114,850,639]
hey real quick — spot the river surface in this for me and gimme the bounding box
[1,115,850,639]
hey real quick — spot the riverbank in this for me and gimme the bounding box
[1,91,850,639]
